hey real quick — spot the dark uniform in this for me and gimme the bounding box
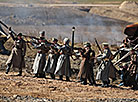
[77,42,96,85]
[6,33,26,76]
[124,49,138,89]
[44,38,60,79]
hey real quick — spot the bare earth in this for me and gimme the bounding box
[0,72,138,102]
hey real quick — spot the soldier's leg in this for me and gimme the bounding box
[81,78,87,85]
[88,76,96,86]
[17,66,22,76]
[131,75,138,90]
[5,63,12,74]
[91,71,96,85]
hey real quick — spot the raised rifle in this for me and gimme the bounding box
[23,35,39,41]
[0,20,33,49]
[94,38,106,66]
[0,23,8,36]
[114,44,138,65]
[0,20,39,39]
[0,20,17,36]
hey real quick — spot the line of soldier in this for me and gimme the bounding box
[3,28,138,90]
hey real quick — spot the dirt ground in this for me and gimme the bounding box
[0,71,138,102]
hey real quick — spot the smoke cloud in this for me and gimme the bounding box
[0,3,128,44]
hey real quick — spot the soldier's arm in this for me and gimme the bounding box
[90,50,95,60]
[97,50,107,59]
[132,54,137,65]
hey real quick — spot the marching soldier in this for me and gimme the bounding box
[54,38,72,81]
[6,28,26,76]
[96,43,116,87]
[123,49,138,90]
[77,42,96,86]
[32,31,50,78]
[44,38,61,79]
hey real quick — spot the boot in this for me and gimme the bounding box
[88,77,96,86]
[59,75,63,80]
[101,81,109,87]
[77,77,84,82]
[33,74,38,78]
[66,76,70,81]
[81,78,87,85]
[16,70,22,76]
[50,73,55,79]
[39,73,46,78]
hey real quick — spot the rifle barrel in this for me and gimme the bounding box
[0,21,8,29]
[114,44,138,65]
[0,21,17,36]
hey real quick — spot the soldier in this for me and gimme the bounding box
[118,43,131,62]
[77,42,96,86]
[6,29,26,76]
[54,38,72,81]
[96,43,116,87]
[123,49,138,90]
[32,31,50,78]
[44,38,61,79]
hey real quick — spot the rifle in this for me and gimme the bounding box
[94,38,103,54]
[0,21,38,39]
[23,35,39,40]
[0,21,17,36]
[0,23,8,36]
[0,20,33,49]
[94,38,106,66]
[114,44,138,65]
